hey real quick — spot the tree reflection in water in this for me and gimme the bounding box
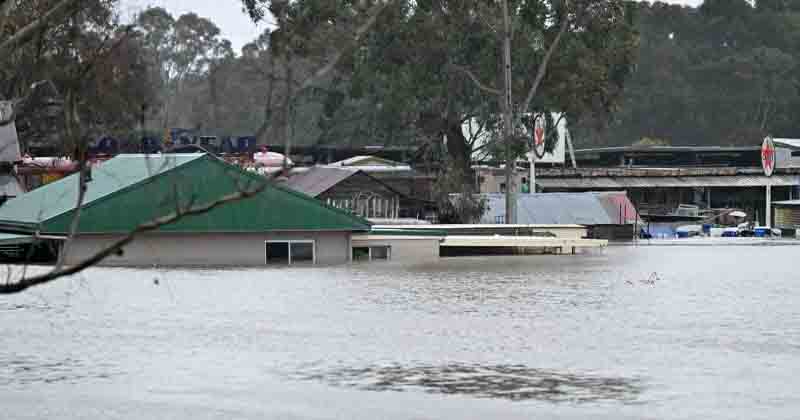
[295,363,643,402]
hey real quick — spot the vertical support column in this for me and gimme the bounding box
[766,184,772,227]
[502,0,515,224]
[706,188,711,209]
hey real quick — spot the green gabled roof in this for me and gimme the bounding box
[0,154,202,227]
[0,153,371,234]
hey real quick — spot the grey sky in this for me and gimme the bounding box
[121,0,703,52]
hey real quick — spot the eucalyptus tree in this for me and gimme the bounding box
[348,0,637,188]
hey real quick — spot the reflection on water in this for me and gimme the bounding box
[294,363,643,402]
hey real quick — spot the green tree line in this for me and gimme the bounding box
[7,0,800,158]
[575,0,800,147]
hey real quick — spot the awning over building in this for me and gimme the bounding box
[773,200,800,207]
[0,233,35,245]
[538,175,800,190]
[774,138,800,150]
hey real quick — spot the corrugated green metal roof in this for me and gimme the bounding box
[0,154,201,228]
[0,154,371,234]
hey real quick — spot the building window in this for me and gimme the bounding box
[371,246,390,260]
[352,246,391,262]
[265,240,316,265]
[353,247,370,261]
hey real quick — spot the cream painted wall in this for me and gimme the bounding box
[64,231,352,267]
[350,236,441,263]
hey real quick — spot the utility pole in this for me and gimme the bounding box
[502,0,515,224]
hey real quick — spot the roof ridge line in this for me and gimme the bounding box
[208,158,372,230]
[38,154,204,226]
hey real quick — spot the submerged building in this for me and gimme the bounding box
[525,145,799,227]
[479,191,640,240]
[0,153,374,266]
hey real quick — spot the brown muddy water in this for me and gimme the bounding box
[2,245,799,419]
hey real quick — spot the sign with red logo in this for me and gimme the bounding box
[762,136,775,177]
[532,114,546,159]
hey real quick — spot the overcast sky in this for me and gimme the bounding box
[120,0,704,52]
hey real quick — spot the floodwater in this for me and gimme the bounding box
[2,245,800,419]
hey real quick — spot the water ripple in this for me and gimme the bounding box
[0,356,119,386]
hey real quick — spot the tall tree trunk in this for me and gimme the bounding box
[255,60,276,145]
[281,54,293,174]
[209,62,219,132]
[444,121,473,188]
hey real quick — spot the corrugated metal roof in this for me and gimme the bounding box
[774,138,800,149]
[0,153,370,234]
[480,192,639,225]
[284,167,358,197]
[329,155,406,167]
[538,175,800,189]
[0,154,202,226]
[575,146,760,154]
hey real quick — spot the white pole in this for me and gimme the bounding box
[502,0,515,224]
[530,156,536,194]
[766,185,772,227]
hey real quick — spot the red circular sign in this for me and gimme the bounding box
[762,136,775,177]
[532,114,546,159]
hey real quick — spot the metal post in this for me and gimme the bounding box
[502,0,515,224]
[766,185,772,227]
[530,158,536,194]
[565,129,577,169]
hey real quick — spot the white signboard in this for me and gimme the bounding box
[525,113,566,164]
[465,112,567,164]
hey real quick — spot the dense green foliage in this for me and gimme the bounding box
[8,0,800,155]
[574,0,800,147]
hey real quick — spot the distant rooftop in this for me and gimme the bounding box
[572,145,762,168]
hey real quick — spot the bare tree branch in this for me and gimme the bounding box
[0,0,82,57]
[0,175,269,294]
[53,90,87,272]
[448,63,501,96]
[298,0,390,92]
[520,8,571,114]
[2,1,394,295]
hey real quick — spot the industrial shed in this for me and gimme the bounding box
[0,154,371,266]
[479,192,640,240]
